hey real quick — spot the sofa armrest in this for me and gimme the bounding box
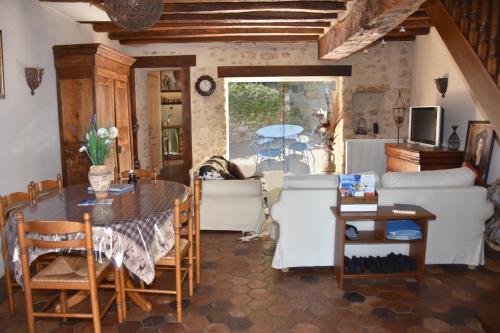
[202,179,263,197]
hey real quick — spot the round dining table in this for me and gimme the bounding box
[7,179,188,313]
[256,124,304,138]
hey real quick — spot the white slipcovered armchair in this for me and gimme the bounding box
[191,158,265,233]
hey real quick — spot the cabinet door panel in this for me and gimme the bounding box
[95,75,117,172]
[114,79,133,173]
[60,78,93,185]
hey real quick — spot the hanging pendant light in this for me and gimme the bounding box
[104,0,163,32]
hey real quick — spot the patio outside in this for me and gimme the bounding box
[228,81,336,175]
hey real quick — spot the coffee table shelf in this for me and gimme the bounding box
[331,205,435,289]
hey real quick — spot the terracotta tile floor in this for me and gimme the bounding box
[1,232,499,333]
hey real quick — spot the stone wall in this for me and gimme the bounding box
[334,41,413,171]
[123,41,413,169]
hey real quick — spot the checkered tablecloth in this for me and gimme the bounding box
[7,180,188,285]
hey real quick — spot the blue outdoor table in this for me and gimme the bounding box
[256,124,304,138]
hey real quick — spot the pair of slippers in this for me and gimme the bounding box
[344,253,416,274]
[345,224,358,240]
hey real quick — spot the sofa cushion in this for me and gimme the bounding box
[381,167,475,188]
[284,174,339,189]
[198,156,246,180]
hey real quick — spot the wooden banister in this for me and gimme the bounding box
[487,0,499,77]
[425,0,500,134]
[469,0,481,48]
[477,0,491,62]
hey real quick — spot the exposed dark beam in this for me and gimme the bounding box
[108,27,324,40]
[319,0,426,60]
[120,35,319,44]
[163,1,346,13]
[133,55,197,68]
[218,65,351,77]
[386,27,431,36]
[84,21,332,33]
[158,12,337,22]
[383,36,416,41]
[398,17,432,29]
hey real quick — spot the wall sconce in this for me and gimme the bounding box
[434,77,448,98]
[25,67,44,95]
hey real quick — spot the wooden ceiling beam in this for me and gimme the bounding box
[119,35,319,44]
[318,0,427,60]
[163,1,346,14]
[398,17,432,29]
[84,21,331,33]
[386,27,430,36]
[158,11,337,22]
[108,27,324,40]
[218,65,351,78]
[383,36,416,42]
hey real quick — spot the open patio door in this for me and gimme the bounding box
[147,71,161,171]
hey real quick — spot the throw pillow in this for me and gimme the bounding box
[381,167,475,188]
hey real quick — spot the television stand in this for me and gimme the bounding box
[385,143,464,172]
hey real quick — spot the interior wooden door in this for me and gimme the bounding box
[114,79,133,173]
[95,75,118,172]
[59,78,94,185]
[147,71,161,171]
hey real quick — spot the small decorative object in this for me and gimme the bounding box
[0,30,4,98]
[392,89,407,144]
[195,75,216,96]
[373,122,379,134]
[79,115,119,198]
[435,77,448,98]
[103,0,163,32]
[25,67,44,95]
[447,125,460,151]
[464,121,496,185]
[355,117,367,135]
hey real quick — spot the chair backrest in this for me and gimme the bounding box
[30,174,63,199]
[0,191,31,230]
[174,189,193,231]
[16,212,96,284]
[120,167,158,181]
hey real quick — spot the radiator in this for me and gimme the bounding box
[345,139,398,177]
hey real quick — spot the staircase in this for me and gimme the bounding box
[424,0,500,134]
[443,0,499,86]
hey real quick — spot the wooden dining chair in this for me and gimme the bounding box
[0,190,32,316]
[125,190,194,322]
[182,174,202,285]
[16,212,123,333]
[29,174,63,203]
[120,167,158,181]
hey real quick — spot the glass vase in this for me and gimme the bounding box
[447,125,460,151]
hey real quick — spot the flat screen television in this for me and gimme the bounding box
[408,106,444,147]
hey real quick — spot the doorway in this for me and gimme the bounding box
[130,56,195,185]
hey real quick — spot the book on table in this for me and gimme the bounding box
[392,204,418,215]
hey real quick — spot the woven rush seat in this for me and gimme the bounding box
[156,239,189,265]
[33,256,111,283]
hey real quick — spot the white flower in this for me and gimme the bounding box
[109,126,119,139]
[79,146,87,152]
[97,128,109,138]
[105,139,112,145]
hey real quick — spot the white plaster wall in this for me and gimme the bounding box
[411,28,500,184]
[0,0,119,276]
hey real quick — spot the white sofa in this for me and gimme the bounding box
[191,158,265,233]
[270,168,493,270]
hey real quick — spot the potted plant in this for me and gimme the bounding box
[79,115,118,198]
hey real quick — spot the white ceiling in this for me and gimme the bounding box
[41,2,110,22]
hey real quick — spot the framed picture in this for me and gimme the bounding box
[0,30,4,98]
[464,121,496,184]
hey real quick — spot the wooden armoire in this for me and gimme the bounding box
[53,44,136,185]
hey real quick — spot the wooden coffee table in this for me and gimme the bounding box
[331,206,435,289]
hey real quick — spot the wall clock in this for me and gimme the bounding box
[195,75,216,96]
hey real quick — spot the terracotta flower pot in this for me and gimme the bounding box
[88,165,112,198]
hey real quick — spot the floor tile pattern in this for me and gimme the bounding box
[0,232,499,332]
